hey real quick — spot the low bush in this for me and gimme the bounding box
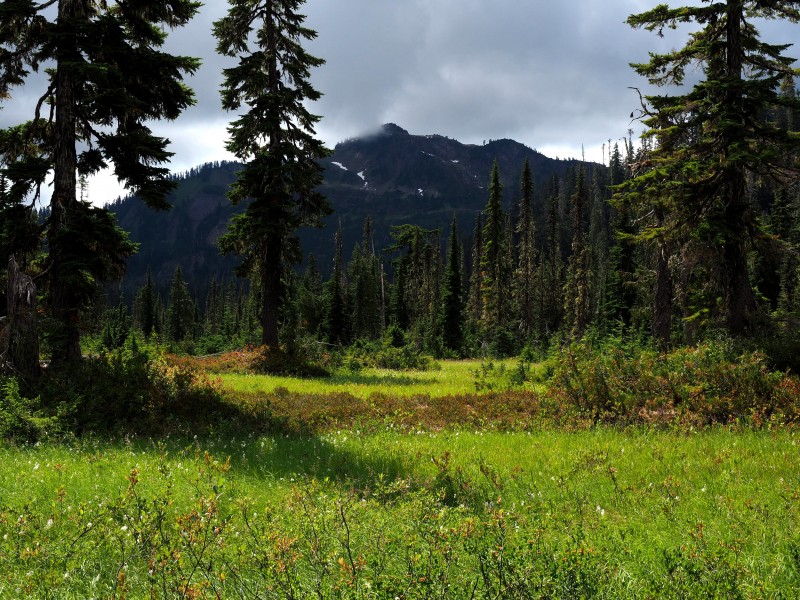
[33,346,227,435]
[0,377,61,442]
[546,340,800,427]
[343,334,437,372]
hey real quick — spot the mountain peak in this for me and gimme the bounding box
[380,123,409,136]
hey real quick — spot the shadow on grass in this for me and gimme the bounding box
[326,371,431,387]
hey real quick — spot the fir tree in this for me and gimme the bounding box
[215,0,331,349]
[563,165,589,339]
[625,0,800,335]
[514,158,537,341]
[480,161,510,338]
[298,254,325,337]
[0,0,200,364]
[133,267,158,337]
[166,266,194,344]
[466,213,484,330]
[539,175,564,338]
[324,222,348,345]
[439,214,464,354]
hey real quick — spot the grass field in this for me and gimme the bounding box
[218,358,543,398]
[2,357,800,597]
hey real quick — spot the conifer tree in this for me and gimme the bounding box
[439,214,464,354]
[166,266,194,344]
[605,144,637,329]
[386,224,440,347]
[324,222,348,345]
[0,0,200,364]
[466,213,484,330]
[133,267,159,337]
[215,0,331,349]
[298,254,325,337]
[349,218,383,341]
[480,161,510,339]
[563,165,590,339]
[625,0,800,335]
[539,175,564,337]
[514,158,537,340]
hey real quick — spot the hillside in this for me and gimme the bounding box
[109,124,592,298]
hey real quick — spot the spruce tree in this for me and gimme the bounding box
[133,267,158,337]
[563,165,589,339]
[324,222,348,345]
[298,254,325,337]
[625,1,800,336]
[439,214,464,354]
[539,175,564,338]
[166,266,194,344]
[466,213,484,331]
[514,158,537,341]
[0,0,200,364]
[480,161,510,340]
[215,0,331,349]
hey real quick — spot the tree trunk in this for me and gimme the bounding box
[653,239,672,350]
[3,256,40,383]
[260,236,281,349]
[49,0,81,364]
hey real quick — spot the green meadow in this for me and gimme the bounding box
[2,354,800,598]
[218,358,542,398]
[1,430,798,597]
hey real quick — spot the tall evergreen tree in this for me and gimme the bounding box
[480,161,510,338]
[514,158,537,340]
[298,254,325,337]
[349,217,383,341]
[215,0,331,349]
[166,266,194,344]
[539,175,564,338]
[0,0,200,364]
[133,266,159,337]
[466,213,484,330]
[439,214,464,354]
[563,165,590,339]
[324,222,348,345]
[587,169,610,331]
[625,1,800,336]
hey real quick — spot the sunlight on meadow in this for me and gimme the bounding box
[218,359,543,399]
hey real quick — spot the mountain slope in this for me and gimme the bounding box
[110,124,591,299]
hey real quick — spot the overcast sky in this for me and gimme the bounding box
[1,0,798,204]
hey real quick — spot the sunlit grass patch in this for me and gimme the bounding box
[219,359,542,399]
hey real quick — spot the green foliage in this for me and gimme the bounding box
[215,0,331,348]
[0,0,200,363]
[622,1,800,337]
[33,346,223,435]
[0,378,59,443]
[343,334,437,372]
[3,429,800,596]
[547,339,800,426]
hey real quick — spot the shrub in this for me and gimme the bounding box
[0,377,60,442]
[343,335,437,371]
[546,340,800,427]
[35,346,226,435]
